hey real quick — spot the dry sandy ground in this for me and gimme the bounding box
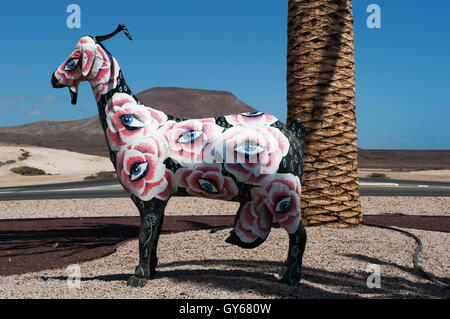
[1,145,450,187]
[0,145,114,187]
[0,196,448,299]
[359,168,450,182]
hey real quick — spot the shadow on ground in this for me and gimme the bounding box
[0,216,233,276]
[0,220,138,275]
[42,257,449,299]
[2,214,448,277]
[2,215,449,298]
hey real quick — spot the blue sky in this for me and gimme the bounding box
[0,0,449,149]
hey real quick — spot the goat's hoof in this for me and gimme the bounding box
[225,231,265,249]
[127,275,147,287]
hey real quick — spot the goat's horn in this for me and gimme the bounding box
[95,24,133,42]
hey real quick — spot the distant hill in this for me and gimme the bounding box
[0,116,105,157]
[358,149,450,170]
[137,87,257,119]
[0,87,256,157]
[1,87,448,170]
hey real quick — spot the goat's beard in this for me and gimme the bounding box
[69,81,80,105]
[69,85,78,105]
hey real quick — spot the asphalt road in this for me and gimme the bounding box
[0,177,449,201]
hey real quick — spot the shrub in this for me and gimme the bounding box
[84,171,117,180]
[367,173,389,179]
[11,166,46,176]
[0,160,16,167]
[18,149,31,161]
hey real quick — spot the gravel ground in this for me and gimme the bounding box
[362,196,450,216]
[0,196,448,299]
[0,226,448,299]
[0,197,239,219]
[0,196,448,219]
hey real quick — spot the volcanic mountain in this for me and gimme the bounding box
[0,87,257,157]
[1,87,449,170]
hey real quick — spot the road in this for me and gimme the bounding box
[358,178,450,196]
[0,177,449,201]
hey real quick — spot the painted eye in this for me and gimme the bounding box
[120,114,145,130]
[197,178,219,193]
[275,197,292,213]
[234,141,265,156]
[241,112,264,117]
[129,162,148,181]
[177,130,203,144]
[64,58,79,71]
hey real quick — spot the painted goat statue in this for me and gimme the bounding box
[51,25,307,287]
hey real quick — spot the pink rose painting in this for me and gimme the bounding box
[225,112,278,128]
[234,188,273,243]
[54,48,82,87]
[260,174,302,234]
[117,139,173,201]
[54,43,83,99]
[174,164,239,200]
[53,36,120,102]
[155,169,177,201]
[163,119,223,165]
[222,126,289,184]
[106,93,168,149]
[86,39,120,101]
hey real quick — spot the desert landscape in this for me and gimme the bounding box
[1,0,450,306]
[0,87,257,158]
[2,143,450,188]
[0,87,448,299]
[1,87,449,186]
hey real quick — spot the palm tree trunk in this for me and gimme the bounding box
[286,0,362,228]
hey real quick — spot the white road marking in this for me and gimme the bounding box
[359,182,400,187]
[1,182,448,197]
[0,187,25,193]
[0,184,122,194]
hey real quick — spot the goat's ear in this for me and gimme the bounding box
[80,37,97,77]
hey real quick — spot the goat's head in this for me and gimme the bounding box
[51,24,132,104]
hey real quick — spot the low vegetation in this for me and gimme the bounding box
[11,166,47,176]
[367,173,389,179]
[18,149,31,161]
[84,171,117,180]
[0,160,16,167]
[1,149,30,167]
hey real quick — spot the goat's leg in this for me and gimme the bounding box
[225,198,271,249]
[127,196,167,287]
[278,220,307,286]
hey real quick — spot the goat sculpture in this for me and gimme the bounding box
[51,25,307,287]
